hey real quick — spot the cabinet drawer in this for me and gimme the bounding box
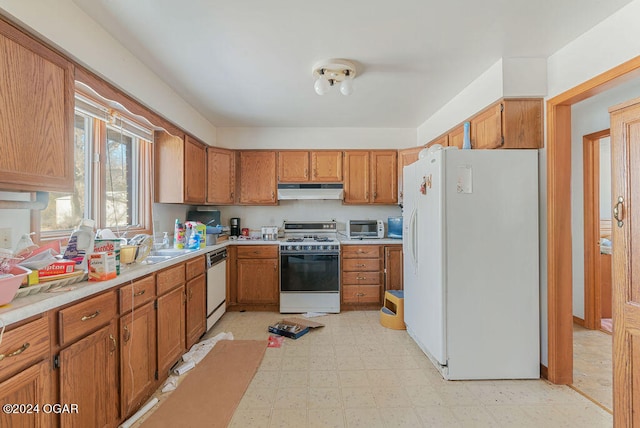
[59,292,117,346]
[237,245,278,259]
[342,285,381,304]
[120,274,156,314]
[343,271,381,285]
[0,316,49,381]
[157,263,186,295]
[186,256,206,281]
[342,245,382,258]
[342,258,381,272]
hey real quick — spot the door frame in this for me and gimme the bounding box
[546,55,640,384]
[582,129,610,330]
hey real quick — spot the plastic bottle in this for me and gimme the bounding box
[187,224,200,250]
[162,232,170,249]
[63,218,96,270]
[174,219,185,249]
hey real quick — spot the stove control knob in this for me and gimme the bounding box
[295,245,301,251]
[305,245,312,251]
[287,245,293,251]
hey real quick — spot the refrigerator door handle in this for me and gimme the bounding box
[409,207,418,273]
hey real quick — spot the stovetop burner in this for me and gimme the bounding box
[285,235,336,243]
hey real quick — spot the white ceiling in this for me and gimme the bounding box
[72,0,632,128]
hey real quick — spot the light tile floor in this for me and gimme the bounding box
[202,311,613,427]
[573,324,612,412]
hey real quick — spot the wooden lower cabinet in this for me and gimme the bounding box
[236,259,279,304]
[157,285,186,376]
[186,273,207,349]
[58,322,119,428]
[0,360,52,427]
[341,245,383,308]
[120,301,156,419]
[384,245,404,291]
[342,285,381,304]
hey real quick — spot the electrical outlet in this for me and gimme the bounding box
[0,228,11,249]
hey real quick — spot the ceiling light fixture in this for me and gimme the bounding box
[312,59,357,96]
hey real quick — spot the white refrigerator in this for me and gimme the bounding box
[403,147,540,380]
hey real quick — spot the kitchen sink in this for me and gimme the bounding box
[145,255,173,264]
[150,248,195,257]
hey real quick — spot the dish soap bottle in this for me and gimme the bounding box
[162,232,170,249]
[173,219,185,249]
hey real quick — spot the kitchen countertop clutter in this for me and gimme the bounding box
[0,235,402,327]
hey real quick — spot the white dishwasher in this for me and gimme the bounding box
[206,248,227,331]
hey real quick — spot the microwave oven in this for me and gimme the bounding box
[347,220,384,239]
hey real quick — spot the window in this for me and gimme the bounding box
[39,93,153,239]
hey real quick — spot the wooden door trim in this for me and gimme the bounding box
[583,129,609,330]
[546,55,640,385]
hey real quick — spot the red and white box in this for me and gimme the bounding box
[38,260,76,278]
[88,252,117,281]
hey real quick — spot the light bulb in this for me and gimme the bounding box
[314,77,330,95]
[339,77,354,96]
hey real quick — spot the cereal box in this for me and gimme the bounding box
[93,239,121,275]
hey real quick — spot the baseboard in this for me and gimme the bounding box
[573,316,585,326]
[540,364,548,380]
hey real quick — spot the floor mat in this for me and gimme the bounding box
[140,340,267,428]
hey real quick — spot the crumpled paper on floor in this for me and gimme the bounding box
[182,331,234,366]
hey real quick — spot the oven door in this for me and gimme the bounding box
[280,252,340,292]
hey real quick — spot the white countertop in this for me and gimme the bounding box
[0,236,402,326]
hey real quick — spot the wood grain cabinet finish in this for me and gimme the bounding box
[470,99,543,149]
[119,301,156,419]
[59,322,119,428]
[448,125,465,149]
[156,285,186,377]
[238,151,278,205]
[185,273,206,349]
[154,132,207,204]
[0,360,52,428]
[397,146,424,202]
[206,147,235,204]
[384,245,404,291]
[278,150,343,183]
[344,151,397,204]
[156,263,186,296]
[119,274,155,314]
[342,245,383,306]
[58,291,117,347]
[0,316,49,382]
[0,18,74,192]
[235,246,279,305]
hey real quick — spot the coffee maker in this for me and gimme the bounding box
[230,218,241,237]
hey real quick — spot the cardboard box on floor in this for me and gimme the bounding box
[268,318,324,339]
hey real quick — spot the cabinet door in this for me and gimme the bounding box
[0,360,52,427]
[0,19,74,192]
[384,245,404,291]
[237,259,279,304]
[343,151,370,204]
[186,274,206,349]
[448,125,465,149]
[184,136,207,204]
[311,151,342,182]
[206,147,235,204]
[154,131,185,203]
[398,147,423,203]
[427,134,449,148]
[238,151,277,205]
[120,302,156,419]
[278,151,309,182]
[157,286,185,376]
[471,103,503,149]
[371,150,398,204]
[59,323,119,428]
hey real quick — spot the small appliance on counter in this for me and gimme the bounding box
[230,218,241,237]
[388,216,403,239]
[347,219,384,239]
[261,226,278,241]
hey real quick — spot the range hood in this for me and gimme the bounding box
[277,183,344,200]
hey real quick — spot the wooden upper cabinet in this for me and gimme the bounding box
[207,147,235,204]
[0,18,74,192]
[311,151,342,182]
[278,150,342,182]
[371,150,397,204]
[278,151,309,182]
[154,132,206,204]
[427,134,449,148]
[238,151,277,205]
[343,151,370,204]
[471,99,543,149]
[184,136,207,204]
[397,146,423,203]
[448,125,465,149]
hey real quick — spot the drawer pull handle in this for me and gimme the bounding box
[0,342,30,361]
[356,276,367,280]
[123,326,131,343]
[133,290,146,297]
[81,310,100,322]
[356,293,365,297]
[357,249,364,253]
[189,289,193,299]
[109,334,117,353]
[356,264,366,267]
